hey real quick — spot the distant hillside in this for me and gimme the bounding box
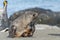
[9,7,60,26]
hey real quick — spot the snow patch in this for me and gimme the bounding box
[0,28,8,32]
[35,24,60,30]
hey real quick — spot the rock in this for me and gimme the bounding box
[8,7,60,34]
[9,7,60,25]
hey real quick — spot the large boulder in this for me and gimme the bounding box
[8,7,56,25]
[8,7,60,29]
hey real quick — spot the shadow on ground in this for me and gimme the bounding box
[48,34,60,36]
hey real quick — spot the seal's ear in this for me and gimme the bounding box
[11,25,17,31]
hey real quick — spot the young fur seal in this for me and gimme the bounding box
[9,11,38,38]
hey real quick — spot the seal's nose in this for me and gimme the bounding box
[9,25,17,38]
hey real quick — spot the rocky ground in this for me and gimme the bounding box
[0,24,60,40]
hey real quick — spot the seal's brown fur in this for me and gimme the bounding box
[9,11,38,38]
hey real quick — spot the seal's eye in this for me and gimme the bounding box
[33,14,35,17]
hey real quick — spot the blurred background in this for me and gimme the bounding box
[0,0,60,17]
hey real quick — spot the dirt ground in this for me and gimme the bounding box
[0,29,60,40]
[0,24,60,40]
